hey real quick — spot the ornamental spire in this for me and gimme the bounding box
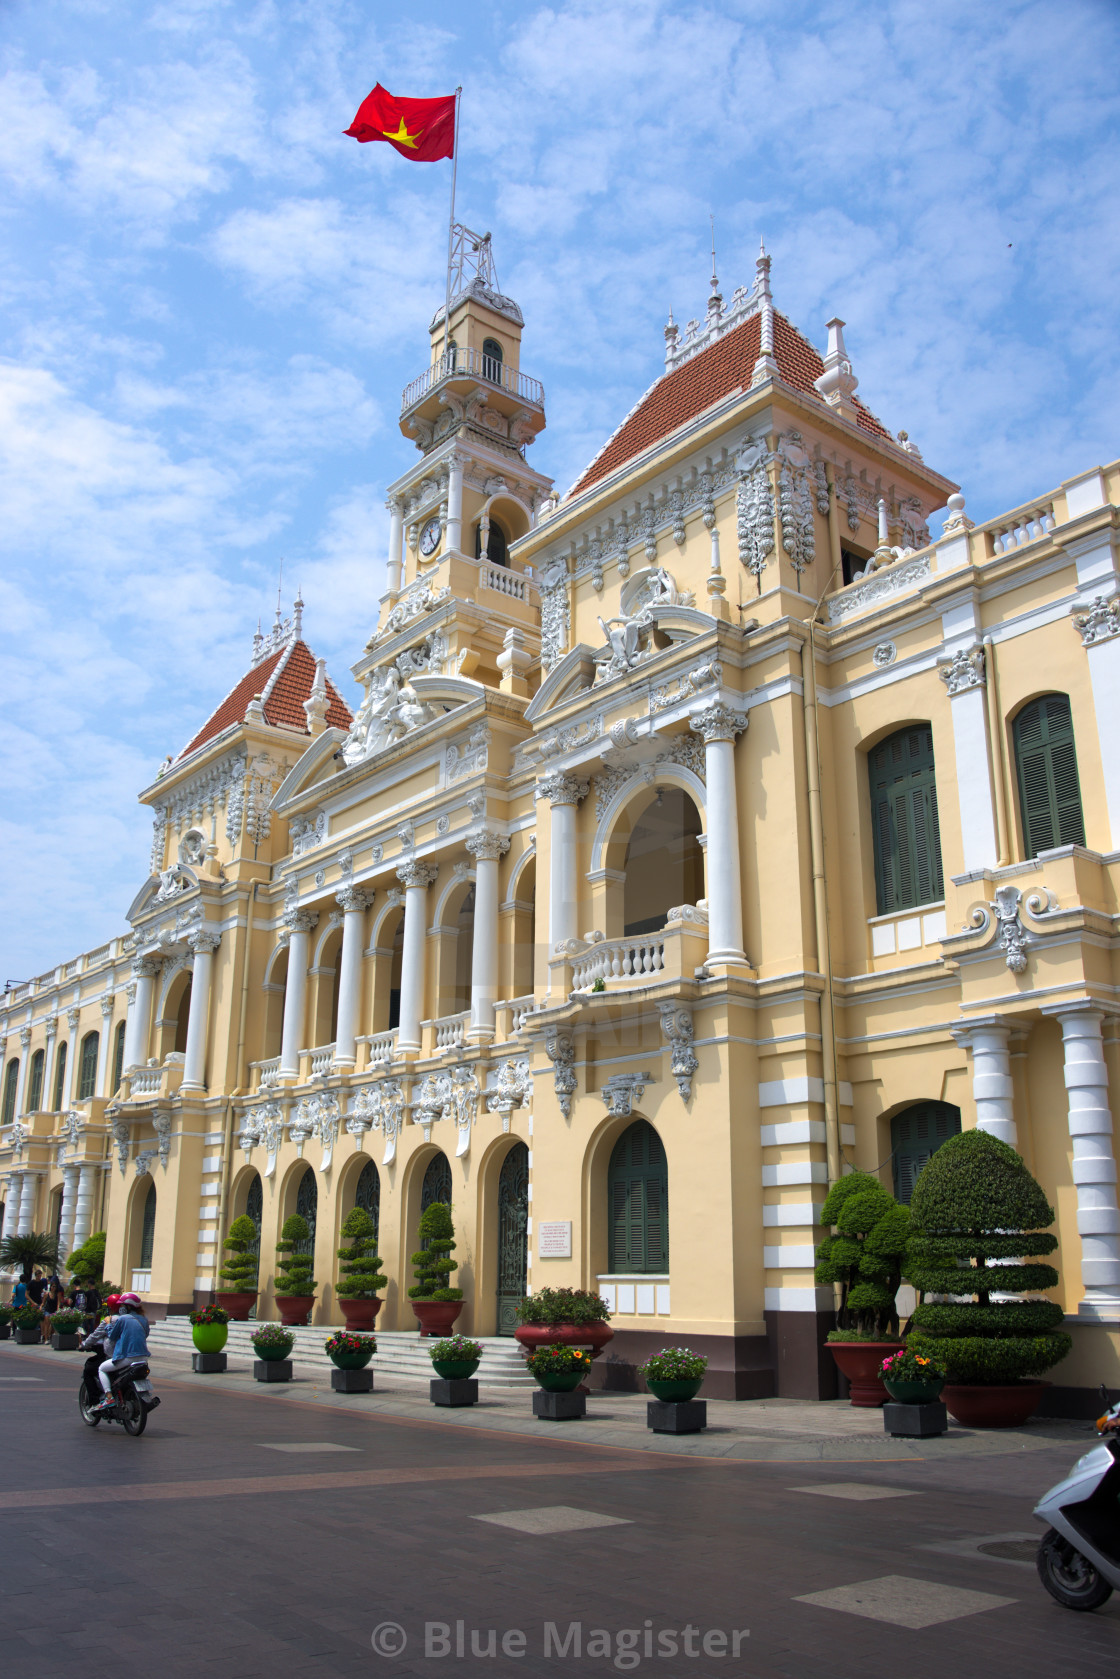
[750,239,779,387]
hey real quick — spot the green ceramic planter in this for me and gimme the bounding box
[535,1370,585,1393]
[254,1341,293,1362]
[192,1322,229,1356]
[883,1377,945,1405]
[432,1357,480,1381]
[646,1377,704,1403]
[329,1349,374,1371]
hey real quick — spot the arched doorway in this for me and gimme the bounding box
[496,1142,529,1335]
[174,981,192,1055]
[139,1181,156,1271]
[890,1102,961,1202]
[607,1120,668,1273]
[623,789,704,935]
[421,1152,452,1212]
[354,1159,380,1236]
[295,1166,317,1255]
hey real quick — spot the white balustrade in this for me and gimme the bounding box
[252,1056,281,1090]
[431,1013,469,1051]
[360,1031,397,1068]
[400,346,544,413]
[496,995,536,1037]
[985,499,1056,554]
[304,1043,336,1079]
[479,562,531,602]
[571,936,667,991]
[129,1066,163,1096]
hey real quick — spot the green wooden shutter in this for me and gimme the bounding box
[1014,694,1085,858]
[891,1102,961,1203]
[28,1050,44,1112]
[52,1041,67,1111]
[607,1121,669,1273]
[78,1033,99,1101]
[112,1021,126,1092]
[2,1059,18,1124]
[869,726,944,914]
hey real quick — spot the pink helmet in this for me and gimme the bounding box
[117,1292,143,1311]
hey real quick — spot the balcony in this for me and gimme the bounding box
[495,995,536,1040]
[123,1055,184,1103]
[300,1042,336,1080]
[566,909,710,994]
[401,345,544,417]
[358,1031,398,1069]
[250,1056,282,1091]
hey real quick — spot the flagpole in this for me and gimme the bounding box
[442,86,463,359]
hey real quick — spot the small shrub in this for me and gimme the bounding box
[218,1215,259,1292]
[525,1344,592,1380]
[408,1202,462,1301]
[335,1207,387,1300]
[324,1331,377,1358]
[428,1334,483,1364]
[637,1347,708,1382]
[48,1310,84,1335]
[275,1215,316,1297]
[515,1288,611,1327]
[251,1323,294,1355]
[189,1304,230,1326]
[814,1171,910,1339]
[67,1231,107,1285]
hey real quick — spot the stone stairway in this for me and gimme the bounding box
[146,1317,536,1388]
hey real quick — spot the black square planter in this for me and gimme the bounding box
[51,1333,82,1351]
[430,1377,478,1408]
[0,1325,11,1340]
[884,1400,948,1438]
[647,1399,707,1435]
[14,1328,41,1345]
[192,1351,228,1373]
[253,1359,292,1383]
[533,1389,586,1421]
[331,1367,374,1393]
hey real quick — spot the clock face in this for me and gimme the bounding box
[419,516,442,557]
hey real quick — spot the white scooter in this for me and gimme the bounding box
[1034,1387,1120,1610]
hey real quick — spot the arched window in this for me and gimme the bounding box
[868,725,944,915]
[112,1020,126,1091]
[355,1160,380,1236]
[2,1059,18,1124]
[474,517,508,567]
[496,1142,529,1335]
[295,1167,317,1254]
[481,336,503,383]
[174,981,192,1055]
[77,1032,99,1101]
[421,1152,452,1212]
[1013,693,1085,858]
[28,1049,44,1112]
[624,788,704,936]
[245,1172,263,1260]
[139,1181,157,1269]
[52,1042,67,1111]
[890,1102,962,1203]
[608,1120,668,1274]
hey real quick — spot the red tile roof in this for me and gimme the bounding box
[569,310,892,497]
[178,638,353,762]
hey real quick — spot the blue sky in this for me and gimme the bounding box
[2,0,1118,979]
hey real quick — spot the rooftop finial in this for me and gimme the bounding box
[814,317,859,417]
[750,238,778,387]
[664,305,680,365]
[292,588,304,640]
[274,557,284,628]
[706,214,722,327]
[710,214,718,295]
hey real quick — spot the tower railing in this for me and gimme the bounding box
[401,346,544,414]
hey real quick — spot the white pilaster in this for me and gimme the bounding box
[1070,595,1120,849]
[181,929,220,1093]
[466,833,510,1042]
[396,862,437,1053]
[538,774,589,965]
[446,452,464,555]
[64,1008,81,1107]
[58,1163,80,1261]
[15,1026,31,1116]
[386,496,404,594]
[71,1163,98,1253]
[123,956,160,1072]
[690,702,750,967]
[1044,1004,1120,1314]
[333,888,374,1068]
[98,998,115,1097]
[278,911,318,1079]
[938,646,997,873]
[952,1017,1016,1145]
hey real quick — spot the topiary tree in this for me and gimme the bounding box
[408,1201,462,1302]
[0,1231,60,1283]
[275,1214,316,1298]
[67,1230,107,1286]
[905,1128,1072,1383]
[335,1207,387,1299]
[814,1171,911,1340]
[219,1215,259,1292]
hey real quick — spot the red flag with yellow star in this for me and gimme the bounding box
[344,84,456,161]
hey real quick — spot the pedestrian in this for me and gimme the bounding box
[40,1278,64,1337]
[27,1269,47,1307]
[11,1277,27,1310]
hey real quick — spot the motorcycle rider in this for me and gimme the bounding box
[91,1294,149,1414]
[80,1295,121,1409]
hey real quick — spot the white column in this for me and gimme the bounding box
[938,649,998,872]
[16,1172,37,1235]
[181,929,221,1093]
[690,702,750,967]
[446,451,464,555]
[58,1163,80,1260]
[333,887,374,1068]
[71,1163,98,1253]
[123,956,160,1072]
[64,1008,81,1106]
[278,911,318,1079]
[538,774,588,962]
[952,1017,1015,1145]
[1045,1004,1120,1313]
[2,1174,22,1239]
[396,862,437,1053]
[466,833,510,1041]
[386,496,404,594]
[98,998,115,1096]
[14,1026,31,1116]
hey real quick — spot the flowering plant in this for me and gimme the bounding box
[189,1304,230,1326]
[880,1347,946,1382]
[525,1344,592,1379]
[428,1334,482,1362]
[0,1305,13,1326]
[11,1306,43,1330]
[48,1309,84,1335]
[251,1323,295,1353]
[324,1331,377,1357]
[637,1347,708,1382]
[515,1287,611,1327]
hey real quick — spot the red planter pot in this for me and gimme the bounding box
[412,1300,463,1338]
[339,1298,383,1332]
[275,1294,315,1327]
[827,1341,904,1407]
[514,1323,615,1361]
[942,1381,1049,1429]
[215,1291,257,1322]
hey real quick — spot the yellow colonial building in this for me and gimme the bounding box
[3,233,1119,1409]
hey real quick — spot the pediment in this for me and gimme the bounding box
[524,647,598,720]
[126,863,200,923]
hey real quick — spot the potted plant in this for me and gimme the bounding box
[408,1201,463,1337]
[0,1305,13,1341]
[251,1323,295,1362]
[905,1129,1072,1428]
[0,1231,60,1284]
[216,1215,259,1319]
[324,1330,377,1370]
[274,1214,317,1325]
[190,1303,230,1355]
[334,1207,387,1331]
[879,1347,946,1405]
[526,1344,593,1393]
[429,1334,483,1381]
[66,1230,107,1293]
[638,1346,708,1403]
[513,1288,614,1364]
[815,1171,910,1405]
[48,1308,85,1350]
[11,1306,44,1344]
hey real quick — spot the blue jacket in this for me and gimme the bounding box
[107,1314,149,1362]
[11,1281,27,1308]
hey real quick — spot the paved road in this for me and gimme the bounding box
[1,1340,1117,1678]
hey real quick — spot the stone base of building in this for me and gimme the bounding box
[764,1310,840,1400]
[1038,1384,1120,1419]
[586,1331,775,1400]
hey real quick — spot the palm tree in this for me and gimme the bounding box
[0,1232,60,1282]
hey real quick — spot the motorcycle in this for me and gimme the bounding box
[1034,1385,1120,1610]
[79,1354,161,1437]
